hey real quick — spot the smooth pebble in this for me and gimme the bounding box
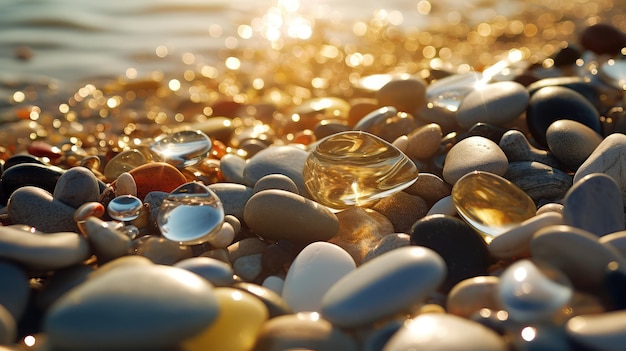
[546,119,603,170]
[7,186,78,233]
[447,276,502,319]
[243,145,308,193]
[456,81,528,129]
[174,256,235,287]
[442,136,509,185]
[0,260,30,321]
[574,133,626,197]
[566,310,626,351]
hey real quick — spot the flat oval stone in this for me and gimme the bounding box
[574,133,626,197]
[404,123,442,160]
[124,162,187,200]
[0,162,63,206]
[563,173,624,237]
[243,145,308,193]
[174,257,235,287]
[303,131,418,209]
[526,86,601,148]
[498,259,573,322]
[253,173,299,194]
[252,312,358,351]
[566,310,626,351]
[44,264,219,351]
[114,172,137,197]
[0,226,90,271]
[530,225,625,291]
[182,288,268,351]
[504,161,573,204]
[527,76,600,109]
[410,214,490,292]
[376,76,427,113]
[52,166,100,208]
[442,136,509,185]
[489,211,564,259]
[456,81,529,129]
[0,260,29,321]
[452,171,536,238]
[546,120,603,171]
[383,313,507,351]
[243,189,339,244]
[447,276,502,319]
[7,186,78,233]
[219,153,247,184]
[320,246,446,327]
[207,182,254,220]
[282,242,356,312]
[404,172,451,205]
[82,217,132,264]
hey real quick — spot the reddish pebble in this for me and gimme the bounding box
[122,162,187,200]
[28,141,62,160]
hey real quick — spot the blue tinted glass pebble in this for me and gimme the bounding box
[107,195,143,222]
[498,259,573,322]
[150,130,212,168]
[157,182,224,245]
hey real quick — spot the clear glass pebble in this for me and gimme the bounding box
[303,131,419,210]
[452,171,536,240]
[425,72,483,112]
[498,259,573,322]
[157,182,225,245]
[107,195,144,222]
[150,130,212,168]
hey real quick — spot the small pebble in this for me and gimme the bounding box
[447,276,501,319]
[82,217,132,264]
[574,133,626,197]
[455,81,528,129]
[566,310,626,351]
[174,256,235,287]
[253,173,299,194]
[442,136,509,185]
[404,123,442,160]
[546,119,603,170]
[243,145,308,193]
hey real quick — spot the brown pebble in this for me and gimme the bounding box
[376,76,427,114]
[404,173,451,205]
[122,162,187,200]
[371,192,429,233]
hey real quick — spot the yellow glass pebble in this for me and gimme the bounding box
[303,131,419,210]
[182,287,269,351]
[452,171,536,240]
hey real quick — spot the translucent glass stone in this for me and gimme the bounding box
[452,171,535,240]
[425,72,483,112]
[150,130,212,168]
[498,259,573,322]
[107,195,144,222]
[303,131,419,210]
[157,182,224,245]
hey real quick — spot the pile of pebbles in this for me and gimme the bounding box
[0,7,625,351]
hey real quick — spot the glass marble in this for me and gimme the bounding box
[107,195,144,222]
[498,259,573,322]
[157,182,224,245]
[452,171,535,239]
[150,130,212,168]
[303,131,419,210]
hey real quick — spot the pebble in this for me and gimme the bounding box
[353,106,398,132]
[455,81,529,129]
[529,224,625,291]
[376,75,427,113]
[370,191,429,233]
[442,136,509,185]
[131,236,193,265]
[574,133,626,197]
[579,22,626,55]
[527,76,600,111]
[426,195,457,216]
[206,221,236,248]
[113,172,137,197]
[8,185,79,233]
[503,161,573,203]
[52,166,100,208]
[173,256,235,287]
[182,288,268,351]
[219,153,247,184]
[252,173,299,194]
[488,211,564,259]
[410,214,490,292]
[382,313,507,351]
[34,264,94,311]
[44,264,220,351]
[282,242,356,312]
[562,173,625,237]
[0,162,63,206]
[526,86,601,148]
[207,182,254,220]
[320,246,446,327]
[242,145,308,193]
[404,172,451,205]
[599,231,626,258]
[447,276,502,319]
[233,253,263,281]
[82,217,132,264]
[0,225,90,271]
[252,312,358,351]
[123,162,187,200]
[545,119,603,170]
[404,123,442,160]
[362,233,411,263]
[102,149,147,182]
[243,189,339,244]
[0,260,30,321]
[566,309,626,351]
